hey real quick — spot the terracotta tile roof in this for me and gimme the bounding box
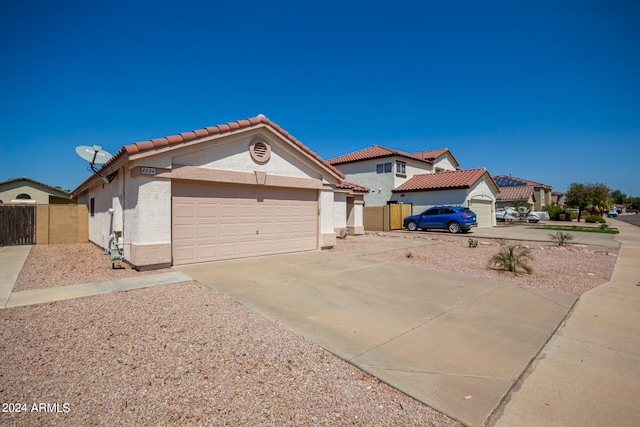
[122,115,342,177]
[74,115,344,195]
[392,168,493,192]
[327,145,429,165]
[418,148,449,160]
[497,185,535,201]
[335,181,370,193]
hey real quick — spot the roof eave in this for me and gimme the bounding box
[393,185,470,193]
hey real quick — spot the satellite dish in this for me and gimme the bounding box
[75,145,117,184]
[75,145,112,164]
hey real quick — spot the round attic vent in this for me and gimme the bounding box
[249,138,271,163]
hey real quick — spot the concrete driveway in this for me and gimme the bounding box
[177,239,576,426]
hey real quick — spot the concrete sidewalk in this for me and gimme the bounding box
[492,218,640,426]
[0,245,32,307]
[177,238,577,426]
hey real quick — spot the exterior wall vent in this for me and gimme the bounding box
[249,138,271,163]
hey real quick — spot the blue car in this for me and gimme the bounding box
[403,206,478,234]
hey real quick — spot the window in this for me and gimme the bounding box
[90,198,95,217]
[16,193,31,199]
[376,162,392,174]
[396,161,406,175]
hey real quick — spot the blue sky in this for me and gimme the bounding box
[1,1,638,197]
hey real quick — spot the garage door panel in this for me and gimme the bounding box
[172,182,317,265]
[173,245,197,264]
[173,223,196,241]
[174,202,197,220]
[470,200,493,229]
[198,223,220,239]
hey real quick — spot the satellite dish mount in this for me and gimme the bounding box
[75,145,116,183]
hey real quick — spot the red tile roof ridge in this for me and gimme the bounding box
[327,144,431,165]
[393,168,493,192]
[112,115,342,176]
[73,115,344,195]
[336,181,370,192]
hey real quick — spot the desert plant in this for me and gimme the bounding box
[405,252,413,259]
[550,231,573,246]
[468,238,478,248]
[599,223,609,231]
[490,243,533,274]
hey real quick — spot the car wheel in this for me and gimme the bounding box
[407,221,418,231]
[447,222,461,234]
[528,219,539,223]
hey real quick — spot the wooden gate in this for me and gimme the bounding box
[389,203,412,230]
[0,205,36,246]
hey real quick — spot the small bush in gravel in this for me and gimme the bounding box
[490,243,533,274]
[468,238,478,248]
[586,215,606,223]
[405,252,414,258]
[551,231,573,246]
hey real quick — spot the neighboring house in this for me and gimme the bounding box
[0,177,73,204]
[327,145,459,207]
[494,175,554,211]
[552,191,564,206]
[72,115,366,270]
[391,168,499,228]
[328,145,497,229]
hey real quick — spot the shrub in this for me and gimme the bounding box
[490,243,533,274]
[468,238,478,248]
[599,223,609,231]
[585,215,606,223]
[550,231,573,246]
[544,203,564,220]
[405,252,413,259]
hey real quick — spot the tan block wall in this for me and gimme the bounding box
[35,205,89,244]
[363,205,390,231]
[36,205,50,244]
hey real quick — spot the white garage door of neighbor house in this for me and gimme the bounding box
[172,181,318,265]
[469,199,493,229]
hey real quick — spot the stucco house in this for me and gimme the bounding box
[72,115,366,270]
[327,145,459,207]
[328,145,498,229]
[0,177,73,204]
[494,175,554,211]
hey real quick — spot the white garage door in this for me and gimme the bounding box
[172,181,318,265]
[469,199,493,229]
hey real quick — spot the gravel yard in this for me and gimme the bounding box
[3,241,461,426]
[13,243,172,292]
[1,232,618,426]
[334,233,618,296]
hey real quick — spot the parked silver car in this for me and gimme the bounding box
[496,207,549,223]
